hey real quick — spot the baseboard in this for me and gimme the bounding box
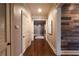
[19,42,32,56]
[62,50,79,55]
[20,48,27,56]
[20,51,25,56]
[46,39,56,55]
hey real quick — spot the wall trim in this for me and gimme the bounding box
[19,46,27,56]
[46,39,56,55]
[32,16,48,19]
[19,47,27,56]
[19,42,31,56]
[62,50,79,55]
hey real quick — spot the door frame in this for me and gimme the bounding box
[5,3,14,56]
[6,4,11,56]
[10,3,15,56]
[0,3,11,56]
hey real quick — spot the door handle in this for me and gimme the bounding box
[7,43,11,45]
[23,35,25,38]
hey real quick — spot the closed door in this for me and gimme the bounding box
[0,4,11,56]
[22,13,29,52]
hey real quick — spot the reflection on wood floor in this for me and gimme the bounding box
[23,39,56,56]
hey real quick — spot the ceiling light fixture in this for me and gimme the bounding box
[38,8,42,13]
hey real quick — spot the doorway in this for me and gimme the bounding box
[34,21,46,39]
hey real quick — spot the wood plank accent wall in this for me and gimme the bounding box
[61,4,79,50]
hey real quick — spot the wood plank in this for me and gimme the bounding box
[23,39,56,56]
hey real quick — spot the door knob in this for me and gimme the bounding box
[23,35,25,38]
[7,43,11,45]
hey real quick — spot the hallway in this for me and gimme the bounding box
[23,39,56,56]
[0,3,79,56]
[0,3,61,56]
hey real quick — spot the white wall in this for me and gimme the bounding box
[46,7,61,55]
[22,7,32,55]
[56,8,61,56]
[11,4,32,56]
[13,4,23,56]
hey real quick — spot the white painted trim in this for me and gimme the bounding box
[32,16,48,20]
[33,19,47,21]
[45,20,48,41]
[6,4,11,56]
[19,42,32,56]
[20,52,23,56]
[11,4,15,56]
[62,50,79,55]
[46,39,56,55]
[19,48,26,56]
[32,20,34,41]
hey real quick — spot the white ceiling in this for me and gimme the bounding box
[25,3,55,16]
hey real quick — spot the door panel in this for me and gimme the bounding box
[0,4,6,56]
[0,43,7,56]
[0,4,10,56]
[22,14,28,52]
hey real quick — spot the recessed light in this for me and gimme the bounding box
[38,8,42,13]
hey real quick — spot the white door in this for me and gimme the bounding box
[22,13,28,53]
[0,4,11,56]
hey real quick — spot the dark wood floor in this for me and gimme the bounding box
[23,39,56,56]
